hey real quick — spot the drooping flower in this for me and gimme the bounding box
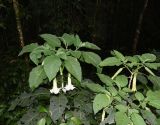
[50,78,61,94]
[64,73,75,91]
[61,81,66,93]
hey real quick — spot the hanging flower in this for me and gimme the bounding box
[61,81,66,93]
[64,73,75,91]
[50,78,61,94]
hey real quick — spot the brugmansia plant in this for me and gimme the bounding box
[83,50,160,125]
[16,33,101,125]
[11,33,160,125]
[19,33,101,93]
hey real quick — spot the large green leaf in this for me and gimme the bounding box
[135,92,144,101]
[43,55,62,81]
[141,110,157,125]
[70,50,81,59]
[17,109,45,125]
[115,112,131,125]
[56,48,67,60]
[131,113,146,125]
[115,105,128,113]
[137,74,148,84]
[93,94,111,114]
[139,53,156,62]
[114,75,128,87]
[146,90,160,109]
[82,52,101,67]
[112,50,125,61]
[81,42,101,50]
[29,47,44,65]
[18,43,38,56]
[145,63,160,70]
[64,56,82,82]
[74,35,82,47]
[148,75,160,90]
[61,33,75,46]
[97,73,114,86]
[40,34,61,48]
[99,57,122,67]
[73,110,89,125]
[83,82,109,94]
[100,108,116,125]
[49,94,68,122]
[29,66,47,89]
[126,56,140,63]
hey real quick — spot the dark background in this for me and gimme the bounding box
[1,0,160,56]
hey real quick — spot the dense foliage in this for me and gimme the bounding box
[1,33,160,125]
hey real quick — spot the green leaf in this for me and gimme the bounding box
[29,66,47,89]
[100,108,116,125]
[137,74,148,84]
[43,55,62,81]
[97,73,114,86]
[126,56,140,63]
[18,43,38,56]
[108,87,118,96]
[56,48,67,60]
[37,118,46,125]
[115,105,128,113]
[128,109,139,115]
[17,109,44,125]
[141,110,157,125]
[82,52,101,67]
[148,75,160,90]
[83,82,109,94]
[140,53,156,62]
[146,90,160,109]
[74,35,82,47]
[114,75,128,87]
[70,50,81,59]
[29,47,43,65]
[70,117,82,125]
[115,112,131,125]
[49,94,68,122]
[64,56,82,82]
[99,57,122,67]
[81,42,101,50]
[40,34,61,48]
[135,92,144,101]
[145,63,160,70]
[93,94,111,114]
[131,113,146,125]
[61,33,74,46]
[112,50,125,61]
[72,110,89,125]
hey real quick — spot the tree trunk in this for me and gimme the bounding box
[12,0,25,48]
[132,0,148,54]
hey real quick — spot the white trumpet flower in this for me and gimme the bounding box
[50,78,61,94]
[61,81,66,93]
[64,73,75,91]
